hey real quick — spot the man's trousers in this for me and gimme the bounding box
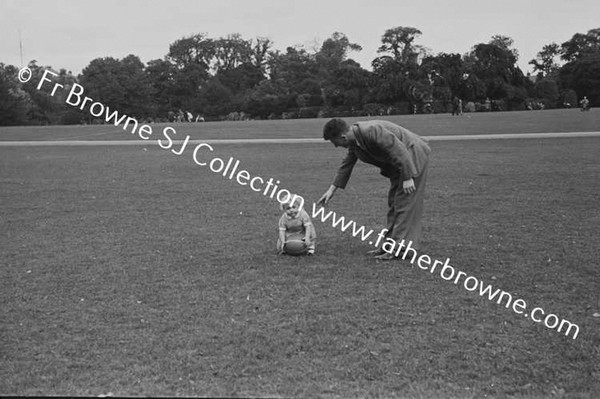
[385,162,429,251]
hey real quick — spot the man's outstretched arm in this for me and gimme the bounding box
[318,149,357,205]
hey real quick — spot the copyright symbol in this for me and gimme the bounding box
[18,67,32,83]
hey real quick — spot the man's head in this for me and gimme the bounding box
[323,118,351,148]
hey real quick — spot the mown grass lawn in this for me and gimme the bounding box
[1,110,599,397]
[0,107,598,141]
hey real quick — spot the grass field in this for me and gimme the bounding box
[0,108,598,142]
[1,110,600,398]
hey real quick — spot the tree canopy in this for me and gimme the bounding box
[1,27,598,125]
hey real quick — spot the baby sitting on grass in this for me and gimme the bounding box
[277,196,316,256]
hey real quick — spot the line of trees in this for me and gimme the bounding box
[1,27,599,125]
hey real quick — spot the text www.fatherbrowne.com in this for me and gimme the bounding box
[311,203,580,339]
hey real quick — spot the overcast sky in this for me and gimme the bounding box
[1,0,598,75]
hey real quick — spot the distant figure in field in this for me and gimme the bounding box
[452,96,463,116]
[580,96,590,111]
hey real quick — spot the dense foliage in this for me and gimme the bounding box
[1,27,598,125]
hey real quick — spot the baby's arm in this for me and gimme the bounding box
[304,225,312,243]
[277,215,286,254]
[278,229,286,252]
[301,211,314,244]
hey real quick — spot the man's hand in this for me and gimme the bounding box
[402,178,416,194]
[317,185,338,206]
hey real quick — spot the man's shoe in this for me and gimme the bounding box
[374,252,398,261]
[366,248,385,256]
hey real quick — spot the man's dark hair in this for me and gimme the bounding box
[323,118,349,141]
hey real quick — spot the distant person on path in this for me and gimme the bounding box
[317,119,431,261]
